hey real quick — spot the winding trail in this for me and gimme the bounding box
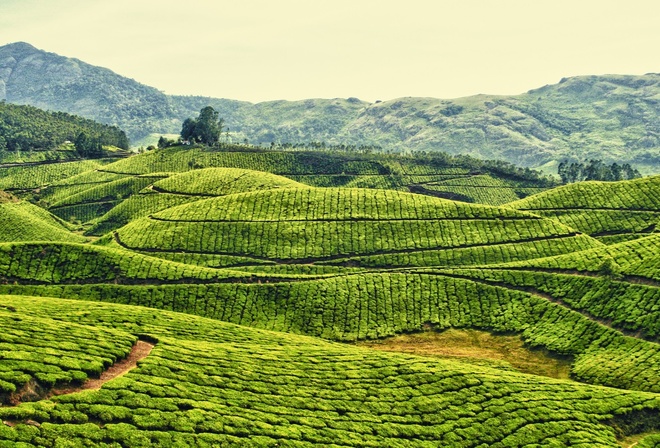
[51,340,154,396]
[2,340,155,428]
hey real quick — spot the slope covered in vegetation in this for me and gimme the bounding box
[494,232,660,279]
[0,242,288,285]
[1,147,660,446]
[0,295,659,447]
[113,187,599,268]
[151,167,305,196]
[0,160,106,192]
[0,194,84,243]
[11,145,554,233]
[508,175,660,243]
[0,100,128,152]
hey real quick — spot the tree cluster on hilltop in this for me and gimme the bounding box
[0,101,129,153]
[558,159,641,183]
[180,106,225,146]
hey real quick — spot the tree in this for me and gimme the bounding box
[180,118,197,142]
[558,159,642,184]
[180,106,225,146]
[74,132,89,153]
[74,132,103,158]
[194,106,221,145]
[622,163,642,180]
[557,161,568,184]
[157,136,171,149]
[566,162,583,183]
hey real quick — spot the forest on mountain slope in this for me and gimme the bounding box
[0,101,129,153]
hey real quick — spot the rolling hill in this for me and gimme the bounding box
[0,191,85,243]
[1,295,659,447]
[1,42,658,172]
[508,175,660,244]
[1,136,660,444]
[1,145,553,234]
[113,187,600,269]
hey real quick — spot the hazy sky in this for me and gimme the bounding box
[1,0,658,103]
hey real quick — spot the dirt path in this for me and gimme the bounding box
[51,340,154,396]
[2,340,155,428]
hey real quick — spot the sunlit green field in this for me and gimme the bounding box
[0,147,659,446]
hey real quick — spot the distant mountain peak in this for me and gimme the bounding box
[0,42,658,173]
[0,41,176,138]
[0,41,38,53]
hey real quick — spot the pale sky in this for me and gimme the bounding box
[0,0,658,103]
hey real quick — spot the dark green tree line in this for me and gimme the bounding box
[74,132,104,157]
[558,159,641,183]
[0,101,129,152]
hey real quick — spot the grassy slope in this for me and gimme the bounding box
[489,233,660,280]
[0,160,104,191]
[6,147,552,231]
[151,167,305,196]
[508,175,660,210]
[0,198,85,243]
[0,295,658,447]
[4,269,660,393]
[417,174,546,206]
[507,175,660,241]
[86,167,309,235]
[1,154,660,444]
[2,177,659,395]
[114,187,599,265]
[0,242,303,285]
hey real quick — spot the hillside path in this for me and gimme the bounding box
[52,340,154,395]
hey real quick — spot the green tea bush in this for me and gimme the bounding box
[0,295,657,447]
[0,202,84,243]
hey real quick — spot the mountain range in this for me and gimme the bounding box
[1,42,658,172]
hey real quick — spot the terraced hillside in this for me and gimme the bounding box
[86,167,306,235]
[508,175,660,244]
[1,295,660,447]
[0,160,106,192]
[493,233,660,282]
[413,174,546,206]
[0,242,293,285]
[5,146,554,234]
[113,187,600,269]
[1,151,660,446]
[0,192,84,243]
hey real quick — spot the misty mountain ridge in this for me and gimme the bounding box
[1,42,658,172]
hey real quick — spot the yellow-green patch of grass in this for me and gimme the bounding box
[356,328,573,380]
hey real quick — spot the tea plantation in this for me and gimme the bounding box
[0,146,659,446]
[508,176,660,244]
[3,146,556,234]
[0,195,84,243]
[1,295,660,447]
